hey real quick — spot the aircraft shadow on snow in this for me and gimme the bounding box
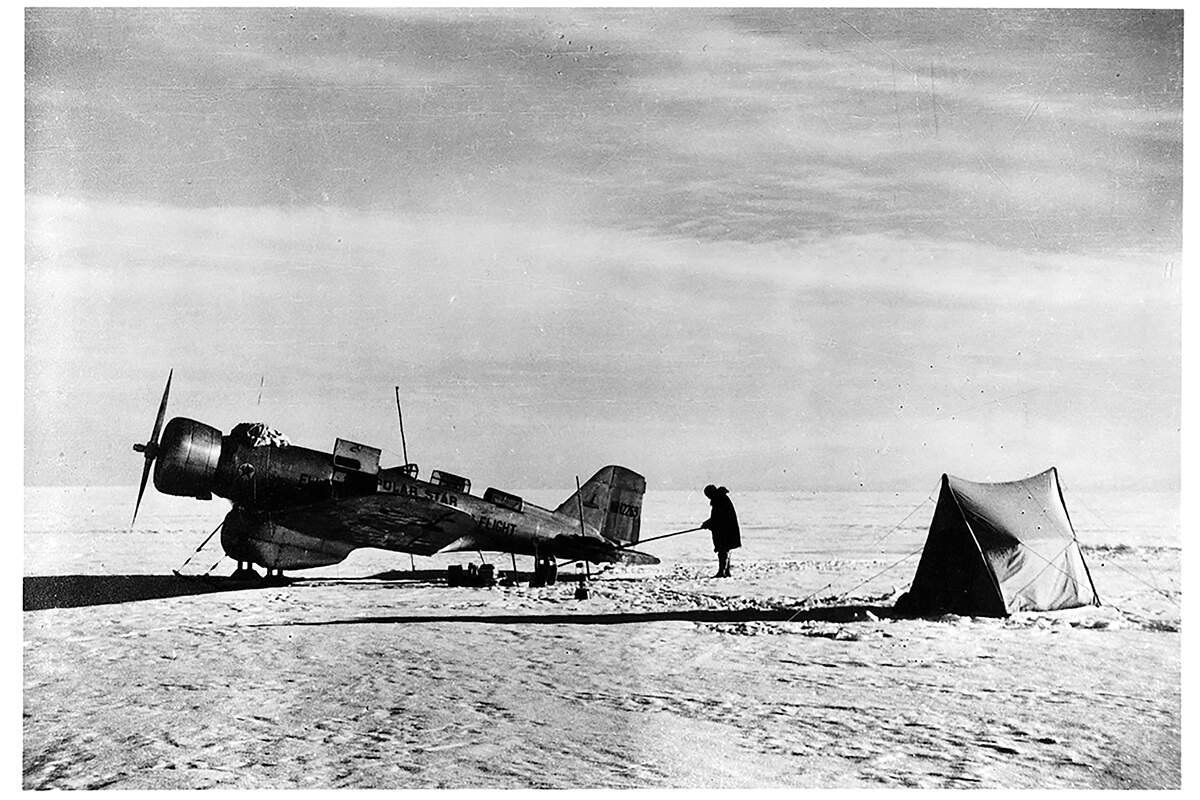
[23,572,897,624]
[22,574,273,611]
[22,570,456,611]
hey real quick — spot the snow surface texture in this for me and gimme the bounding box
[24,487,1180,789]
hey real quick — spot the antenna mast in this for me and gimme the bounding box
[394,386,409,465]
[575,476,587,536]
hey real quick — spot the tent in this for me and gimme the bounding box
[897,468,1100,617]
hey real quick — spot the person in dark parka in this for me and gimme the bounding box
[700,484,741,578]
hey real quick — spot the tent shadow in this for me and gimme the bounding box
[23,574,274,611]
[267,604,901,628]
[793,604,899,622]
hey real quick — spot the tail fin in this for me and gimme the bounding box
[555,465,645,545]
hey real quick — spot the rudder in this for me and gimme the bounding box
[555,465,645,545]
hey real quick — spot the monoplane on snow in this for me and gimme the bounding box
[132,372,661,583]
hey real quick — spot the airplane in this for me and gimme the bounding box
[132,372,660,583]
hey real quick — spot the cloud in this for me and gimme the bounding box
[25,7,1181,256]
[27,197,1178,470]
[26,195,1179,311]
[23,7,1181,490]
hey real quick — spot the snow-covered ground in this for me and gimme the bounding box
[23,486,1180,788]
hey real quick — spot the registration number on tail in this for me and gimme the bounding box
[609,500,640,519]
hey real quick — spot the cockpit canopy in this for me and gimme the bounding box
[430,469,471,494]
[484,487,523,512]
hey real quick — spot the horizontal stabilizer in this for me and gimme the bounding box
[550,533,662,566]
[550,534,623,563]
[614,548,659,566]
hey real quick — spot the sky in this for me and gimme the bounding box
[24,7,1182,492]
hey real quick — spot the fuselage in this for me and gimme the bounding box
[153,416,613,568]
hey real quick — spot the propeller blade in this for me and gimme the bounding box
[150,368,173,446]
[131,369,172,528]
[132,455,153,526]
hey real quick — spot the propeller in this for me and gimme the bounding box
[131,369,173,526]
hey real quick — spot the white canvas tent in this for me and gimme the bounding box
[898,468,1100,617]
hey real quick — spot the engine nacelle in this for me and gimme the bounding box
[154,417,222,499]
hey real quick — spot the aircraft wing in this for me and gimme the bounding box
[267,493,477,556]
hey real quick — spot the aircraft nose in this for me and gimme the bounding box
[153,417,223,500]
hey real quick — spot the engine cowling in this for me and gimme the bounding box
[153,417,223,499]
